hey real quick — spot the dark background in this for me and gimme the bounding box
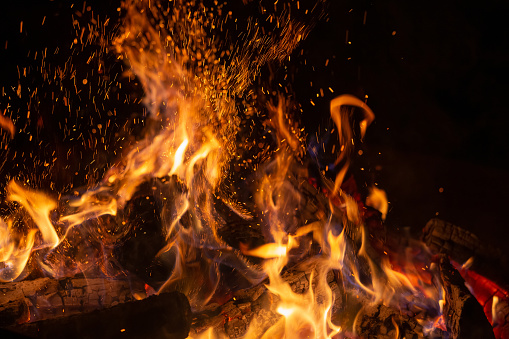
[1,0,508,249]
[297,0,509,249]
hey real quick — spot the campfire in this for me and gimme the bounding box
[1,0,507,338]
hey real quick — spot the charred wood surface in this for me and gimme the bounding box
[438,254,495,339]
[191,265,425,338]
[354,301,426,339]
[114,183,173,288]
[7,291,191,339]
[190,268,341,338]
[423,218,509,290]
[0,277,135,327]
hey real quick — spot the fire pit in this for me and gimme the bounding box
[1,0,508,338]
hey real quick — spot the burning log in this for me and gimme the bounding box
[6,291,191,339]
[191,262,428,338]
[423,218,509,290]
[458,269,509,338]
[423,218,509,338]
[437,254,495,339]
[0,277,136,327]
[190,267,342,338]
[354,301,426,339]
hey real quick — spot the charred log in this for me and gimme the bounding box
[7,291,191,339]
[0,277,135,327]
[438,254,495,339]
[190,267,342,338]
[423,218,509,290]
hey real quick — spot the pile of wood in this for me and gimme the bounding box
[0,178,506,338]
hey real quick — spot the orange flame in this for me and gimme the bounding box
[1,181,58,281]
[0,109,15,139]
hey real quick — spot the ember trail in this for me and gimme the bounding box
[0,1,506,338]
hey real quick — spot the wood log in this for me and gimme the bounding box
[422,218,509,290]
[194,274,432,338]
[190,267,342,338]
[191,263,427,338]
[6,291,191,339]
[354,301,427,339]
[437,254,495,339]
[0,277,136,326]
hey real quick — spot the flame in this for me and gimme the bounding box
[6,181,59,249]
[492,296,500,324]
[329,95,375,194]
[0,181,59,281]
[366,186,389,221]
[0,218,37,282]
[0,109,15,139]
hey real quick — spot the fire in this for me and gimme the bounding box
[0,181,59,281]
[0,0,455,337]
[0,109,15,139]
[0,218,37,282]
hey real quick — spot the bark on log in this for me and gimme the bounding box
[6,291,191,339]
[0,277,136,326]
[438,254,495,339]
[423,218,509,290]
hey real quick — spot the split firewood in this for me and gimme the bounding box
[0,277,136,326]
[422,218,509,290]
[437,254,495,339]
[6,291,191,339]
[191,262,428,339]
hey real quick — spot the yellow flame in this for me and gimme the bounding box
[0,218,37,282]
[170,138,189,176]
[244,243,289,259]
[7,181,58,249]
[492,295,500,324]
[391,316,400,339]
[366,186,389,220]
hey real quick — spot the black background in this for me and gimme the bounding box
[1,0,508,249]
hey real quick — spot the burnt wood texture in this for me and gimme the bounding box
[438,254,496,339]
[423,218,509,290]
[7,291,191,339]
